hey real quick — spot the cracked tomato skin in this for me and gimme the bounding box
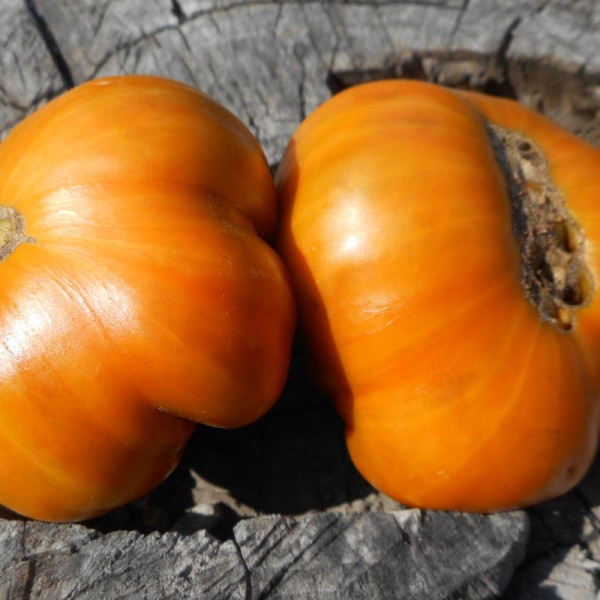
[275,80,600,512]
[0,75,295,521]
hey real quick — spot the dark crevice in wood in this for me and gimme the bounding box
[230,532,253,600]
[171,0,187,24]
[23,0,74,89]
[491,16,521,99]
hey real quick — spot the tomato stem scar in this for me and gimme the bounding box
[488,124,594,331]
[0,206,35,263]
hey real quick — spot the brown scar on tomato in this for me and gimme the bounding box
[488,124,594,331]
[0,205,35,263]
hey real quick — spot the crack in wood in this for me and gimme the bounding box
[23,0,73,88]
[171,0,186,23]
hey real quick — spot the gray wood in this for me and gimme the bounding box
[1,1,600,598]
[0,510,527,599]
[11,0,600,160]
[0,0,63,137]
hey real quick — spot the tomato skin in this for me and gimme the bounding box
[276,80,600,512]
[0,75,295,521]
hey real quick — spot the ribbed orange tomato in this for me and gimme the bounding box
[276,80,600,511]
[0,75,295,521]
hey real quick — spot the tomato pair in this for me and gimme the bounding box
[0,75,598,521]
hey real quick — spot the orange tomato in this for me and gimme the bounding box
[276,79,600,511]
[0,75,295,521]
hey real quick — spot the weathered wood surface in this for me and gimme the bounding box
[1,1,600,598]
[1,510,528,599]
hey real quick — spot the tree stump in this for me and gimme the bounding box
[1,1,600,598]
